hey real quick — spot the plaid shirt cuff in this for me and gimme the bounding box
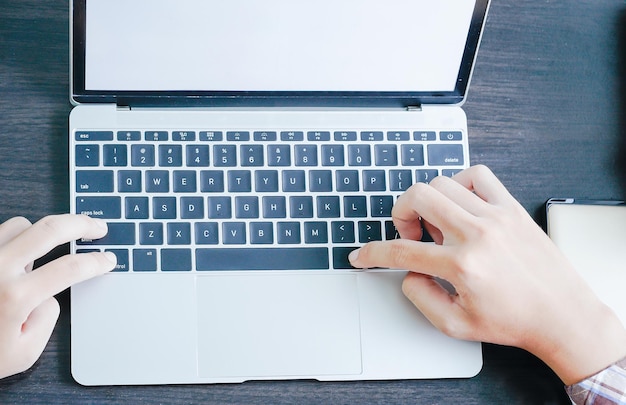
[566,357,626,405]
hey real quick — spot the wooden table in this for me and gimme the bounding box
[1,1,625,403]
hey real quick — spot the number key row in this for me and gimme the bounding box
[75,144,464,168]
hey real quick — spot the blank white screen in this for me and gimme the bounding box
[85,0,476,92]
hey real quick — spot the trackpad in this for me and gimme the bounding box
[197,274,362,378]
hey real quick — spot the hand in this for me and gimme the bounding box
[349,165,626,385]
[0,214,116,379]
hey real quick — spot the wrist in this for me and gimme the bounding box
[528,300,626,386]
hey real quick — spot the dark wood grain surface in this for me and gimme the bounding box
[1,1,625,403]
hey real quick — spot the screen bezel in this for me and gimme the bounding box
[71,0,491,108]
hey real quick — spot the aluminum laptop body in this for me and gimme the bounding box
[69,0,490,385]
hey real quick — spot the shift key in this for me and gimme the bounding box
[76,196,121,219]
[78,222,135,246]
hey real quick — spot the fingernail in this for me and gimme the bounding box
[92,218,108,230]
[103,251,117,266]
[348,248,360,264]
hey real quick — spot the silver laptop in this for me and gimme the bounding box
[69,0,489,385]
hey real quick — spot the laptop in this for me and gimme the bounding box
[547,199,626,326]
[69,0,490,385]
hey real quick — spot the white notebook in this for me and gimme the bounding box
[547,200,626,326]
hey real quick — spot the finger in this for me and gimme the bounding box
[402,272,471,340]
[392,182,475,242]
[0,216,32,247]
[16,297,60,374]
[0,217,35,277]
[428,175,491,217]
[21,251,116,307]
[451,165,515,206]
[0,214,108,266]
[423,219,444,245]
[348,239,457,281]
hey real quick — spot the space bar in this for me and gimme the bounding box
[196,248,329,271]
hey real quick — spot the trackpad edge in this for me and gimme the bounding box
[196,274,362,378]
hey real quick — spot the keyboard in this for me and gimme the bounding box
[71,129,466,272]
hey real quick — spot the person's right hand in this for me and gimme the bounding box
[349,165,626,385]
[0,214,116,379]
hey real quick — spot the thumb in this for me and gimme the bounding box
[16,297,60,373]
[402,272,470,340]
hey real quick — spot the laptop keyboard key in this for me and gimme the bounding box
[76,170,114,193]
[103,145,127,167]
[262,196,287,218]
[401,144,425,166]
[250,222,274,244]
[389,169,412,191]
[153,197,177,219]
[363,170,386,192]
[304,222,328,244]
[105,249,129,272]
[344,196,367,217]
[195,222,219,245]
[222,222,246,244]
[78,223,135,245]
[180,197,204,219]
[317,196,340,218]
[374,144,398,166]
[75,145,99,167]
[336,170,359,192]
[196,248,329,270]
[187,145,210,166]
[416,169,439,183]
[332,247,358,270]
[161,248,192,271]
[358,221,383,243]
[214,145,237,167]
[167,222,191,245]
[290,196,314,218]
[294,145,318,166]
[227,170,252,192]
[125,197,149,219]
[255,170,279,192]
[173,171,197,192]
[348,145,371,166]
[241,145,264,167]
[133,249,157,271]
[321,144,345,166]
[76,196,121,219]
[331,221,355,243]
[118,170,142,192]
[139,222,163,245]
[277,222,301,244]
[200,170,225,192]
[427,144,464,166]
[267,145,291,166]
[208,197,232,219]
[131,144,155,166]
[371,196,394,217]
[282,170,306,192]
[235,196,259,219]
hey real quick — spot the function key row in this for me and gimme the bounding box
[75,130,463,142]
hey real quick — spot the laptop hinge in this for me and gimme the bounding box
[406,105,422,112]
[116,104,131,111]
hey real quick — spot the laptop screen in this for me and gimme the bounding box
[72,0,490,106]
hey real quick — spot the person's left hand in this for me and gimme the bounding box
[0,214,116,379]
